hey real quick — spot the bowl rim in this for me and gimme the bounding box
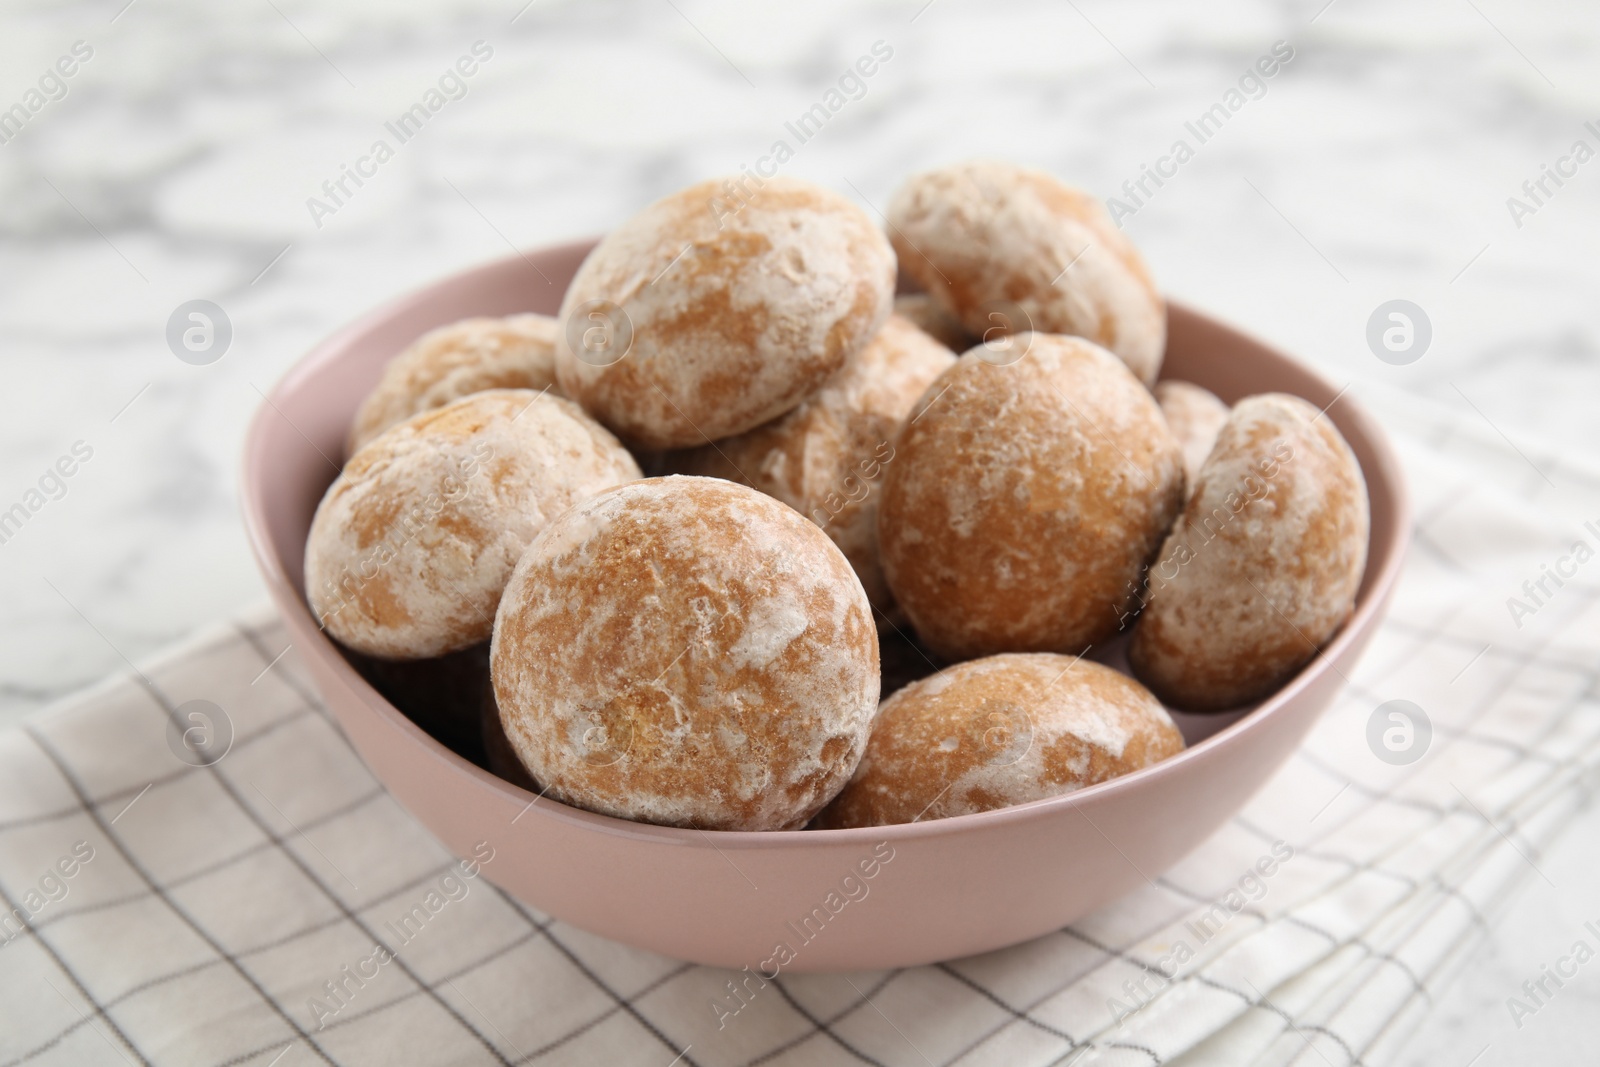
[241,240,1413,851]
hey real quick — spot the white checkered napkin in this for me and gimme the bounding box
[1200,766,1590,1067]
[0,625,700,1067]
[2,395,1599,1067]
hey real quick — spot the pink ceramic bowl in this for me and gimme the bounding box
[242,240,1410,972]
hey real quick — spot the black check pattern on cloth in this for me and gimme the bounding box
[2,388,1599,1067]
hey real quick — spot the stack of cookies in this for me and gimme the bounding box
[304,162,1370,833]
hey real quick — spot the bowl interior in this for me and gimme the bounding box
[243,242,1410,833]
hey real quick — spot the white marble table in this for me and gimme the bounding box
[1,0,1596,1061]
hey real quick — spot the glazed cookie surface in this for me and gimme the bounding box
[676,314,956,612]
[1154,380,1230,492]
[348,315,562,455]
[306,389,640,660]
[878,334,1186,661]
[816,653,1183,828]
[1129,393,1370,711]
[555,176,896,449]
[491,476,879,831]
[888,161,1165,384]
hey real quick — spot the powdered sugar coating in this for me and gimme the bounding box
[305,389,640,660]
[816,653,1183,827]
[555,177,897,449]
[878,334,1186,660]
[347,315,562,455]
[677,314,956,611]
[1154,380,1230,492]
[490,476,880,831]
[888,161,1165,384]
[1129,393,1370,711]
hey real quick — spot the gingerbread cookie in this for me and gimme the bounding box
[878,334,1185,660]
[491,476,879,831]
[1129,393,1370,711]
[555,177,896,448]
[348,315,562,455]
[888,161,1165,384]
[817,653,1183,827]
[306,390,639,659]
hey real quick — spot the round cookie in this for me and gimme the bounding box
[676,314,956,612]
[878,334,1186,661]
[888,161,1165,384]
[1154,380,1230,492]
[554,176,897,449]
[1129,393,1370,712]
[306,389,640,660]
[348,315,562,455]
[816,653,1183,828]
[491,476,879,831]
[893,293,975,353]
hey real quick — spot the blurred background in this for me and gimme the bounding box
[1,0,1596,1060]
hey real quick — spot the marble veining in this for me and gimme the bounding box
[0,0,1596,1060]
